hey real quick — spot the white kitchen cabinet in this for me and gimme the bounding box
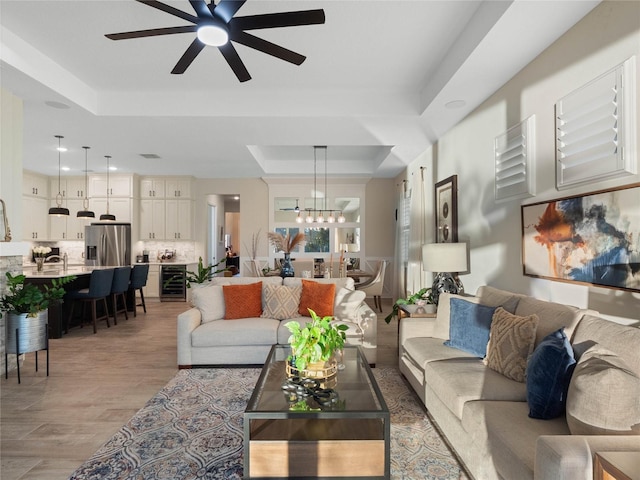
[89,174,133,197]
[140,177,166,198]
[23,196,48,240]
[65,177,88,199]
[165,199,192,239]
[165,178,192,198]
[67,199,90,240]
[140,199,165,240]
[92,197,134,223]
[146,264,160,298]
[23,171,49,198]
[49,199,67,240]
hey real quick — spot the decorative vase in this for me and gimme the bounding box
[35,257,44,272]
[280,252,294,278]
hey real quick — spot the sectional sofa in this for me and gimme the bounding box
[399,286,640,480]
[177,276,377,367]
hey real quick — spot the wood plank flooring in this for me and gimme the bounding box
[1,297,398,479]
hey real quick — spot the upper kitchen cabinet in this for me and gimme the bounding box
[165,178,192,198]
[140,177,166,198]
[23,196,48,240]
[165,199,193,240]
[92,197,134,223]
[50,176,88,199]
[88,174,136,198]
[23,171,49,198]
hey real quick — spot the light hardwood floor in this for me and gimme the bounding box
[1,297,398,480]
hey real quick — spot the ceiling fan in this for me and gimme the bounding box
[105,0,325,82]
[279,199,301,212]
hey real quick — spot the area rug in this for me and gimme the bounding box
[69,368,468,479]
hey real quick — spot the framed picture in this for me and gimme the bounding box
[434,175,458,243]
[521,183,640,292]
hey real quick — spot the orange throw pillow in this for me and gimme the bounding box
[223,282,262,320]
[298,279,335,317]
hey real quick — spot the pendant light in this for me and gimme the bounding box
[77,146,95,218]
[49,135,70,216]
[99,155,116,221]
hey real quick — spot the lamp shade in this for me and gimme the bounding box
[422,242,468,273]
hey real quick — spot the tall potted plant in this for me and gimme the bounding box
[286,309,349,375]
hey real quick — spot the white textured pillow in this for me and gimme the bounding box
[334,287,366,322]
[261,284,301,320]
[566,345,640,435]
[191,285,225,323]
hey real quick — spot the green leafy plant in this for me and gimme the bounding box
[384,287,434,324]
[1,272,76,317]
[165,257,228,288]
[286,309,349,371]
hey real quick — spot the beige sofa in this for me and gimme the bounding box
[399,286,640,480]
[177,276,377,367]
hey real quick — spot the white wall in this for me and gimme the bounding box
[400,1,640,323]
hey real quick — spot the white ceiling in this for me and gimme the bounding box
[0,0,600,179]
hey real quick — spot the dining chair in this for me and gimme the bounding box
[110,266,131,324]
[65,268,115,334]
[355,260,388,312]
[128,264,149,317]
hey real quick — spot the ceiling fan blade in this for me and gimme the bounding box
[213,0,246,23]
[218,43,251,82]
[106,25,196,40]
[189,0,213,18]
[231,31,305,65]
[171,39,206,74]
[231,9,325,31]
[137,0,199,23]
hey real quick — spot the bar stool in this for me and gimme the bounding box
[129,264,149,317]
[110,267,131,325]
[65,268,114,334]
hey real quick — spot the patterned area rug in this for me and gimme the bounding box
[69,368,468,479]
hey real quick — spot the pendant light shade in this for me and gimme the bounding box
[99,155,116,221]
[49,135,70,216]
[77,146,95,219]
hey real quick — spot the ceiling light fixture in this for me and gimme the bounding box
[300,146,346,224]
[99,155,116,221]
[77,146,95,219]
[49,135,70,217]
[197,20,229,46]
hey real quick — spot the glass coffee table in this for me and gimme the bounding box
[244,345,390,479]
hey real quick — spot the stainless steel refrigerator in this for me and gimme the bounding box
[85,222,131,266]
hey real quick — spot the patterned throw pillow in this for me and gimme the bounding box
[298,279,335,317]
[222,281,262,320]
[484,307,539,382]
[261,284,302,320]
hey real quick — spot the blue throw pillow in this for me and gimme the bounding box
[444,298,497,357]
[526,328,576,419]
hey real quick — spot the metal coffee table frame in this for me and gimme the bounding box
[244,345,390,479]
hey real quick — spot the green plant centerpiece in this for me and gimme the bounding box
[286,309,349,373]
[1,272,76,317]
[164,257,228,289]
[384,287,434,324]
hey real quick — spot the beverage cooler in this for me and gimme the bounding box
[160,264,187,302]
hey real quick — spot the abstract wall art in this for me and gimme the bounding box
[521,183,639,292]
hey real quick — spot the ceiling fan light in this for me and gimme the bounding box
[197,23,229,46]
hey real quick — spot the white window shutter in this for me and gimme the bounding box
[494,115,535,201]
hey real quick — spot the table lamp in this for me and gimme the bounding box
[422,242,468,305]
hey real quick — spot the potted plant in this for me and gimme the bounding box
[164,257,228,290]
[286,309,349,372]
[384,287,434,324]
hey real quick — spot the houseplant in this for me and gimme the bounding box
[286,309,349,372]
[165,257,228,289]
[1,271,76,317]
[384,287,434,324]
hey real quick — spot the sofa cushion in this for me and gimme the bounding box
[514,296,583,346]
[484,307,538,382]
[403,337,478,369]
[261,283,301,320]
[298,279,335,317]
[425,357,527,420]
[191,284,225,323]
[526,328,576,419]
[444,298,497,357]
[566,344,640,435]
[223,282,262,320]
[334,288,366,322]
[192,317,280,347]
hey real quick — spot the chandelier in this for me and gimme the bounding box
[296,146,345,224]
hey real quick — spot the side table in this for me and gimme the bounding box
[594,452,640,480]
[398,304,437,341]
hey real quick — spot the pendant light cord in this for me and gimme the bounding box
[105,155,111,214]
[55,135,64,206]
